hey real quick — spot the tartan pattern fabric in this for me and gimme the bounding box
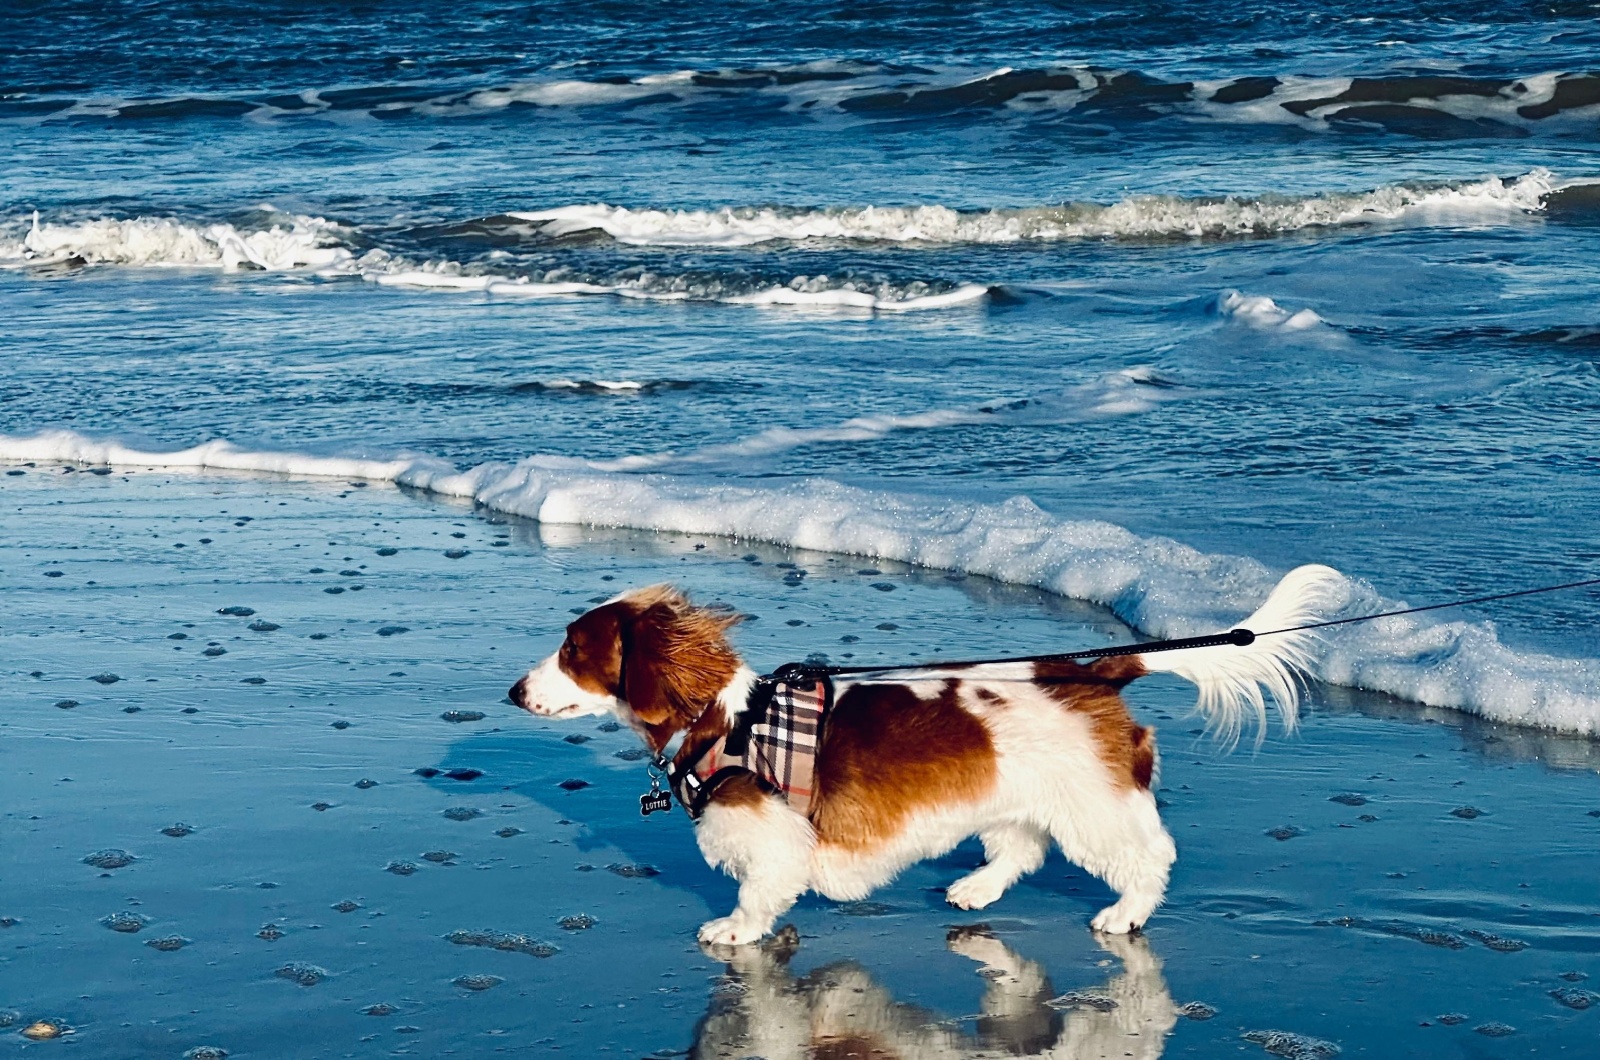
[744,677,827,815]
[690,675,831,817]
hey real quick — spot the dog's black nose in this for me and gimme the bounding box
[507,680,527,709]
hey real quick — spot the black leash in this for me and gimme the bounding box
[776,574,1600,681]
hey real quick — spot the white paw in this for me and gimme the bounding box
[1090,904,1142,935]
[697,915,765,946]
[946,872,1006,911]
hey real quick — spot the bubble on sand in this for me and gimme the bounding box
[441,710,485,723]
[1551,987,1600,1009]
[311,802,333,811]
[835,901,897,917]
[240,676,266,685]
[1473,1022,1515,1037]
[168,632,188,640]
[1046,991,1118,1012]
[1436,1013,1467,1025]
[607,863,659,878]
[613,748,647,761]
[415,767,441,777]
[597,720,621,732]
[363,1003,395,1016]
[324,587,345,595]
[385,861,418,876]
[84,849,136,869]
[123,705,142,713]
[89,672,121,684]
[442,807,481,821]
[247,620,280,632]
[563,733,591,744]
[161,823,194,837]
[275,962,327,986]
[101,911,149,933]
[1328,793,1367,806]
[1558,970,1589,982]
[376,626,409,636]
[145,935,190,951]
[444,549,469,559]
[421,851,457,864]
[1265,825,1305,841]
[558,779,590,791]
[445,929,558,957]
[870,582,896,592]
[354,778,378,789]
[257,924,285,940]
[330,720,350,729]
[445,768,483,781]
[495,827,522,838]
[559,914,597,931]
[1241,1029,1341,1058]
[1450,806,1486,819]
[20,1020,67,1041]
[1179,1002,1217,1020]
[376,547,399,556]
[184,1047,228,1060]
[202,647,227,657]
[218,607,256,617]
[0,917,18,927]
[332,900,361,913]
[55,699,78,709]
[454,974,503,991]
[1464,929,1526,952]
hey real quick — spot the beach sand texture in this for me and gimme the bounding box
[1,469,1595,1058]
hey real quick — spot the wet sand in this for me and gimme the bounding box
[1,468,1596,1058]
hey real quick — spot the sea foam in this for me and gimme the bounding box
[508,170,1559,247]
[2,428,1595,736]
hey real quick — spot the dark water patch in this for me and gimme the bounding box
[145,935,190,951]
[1449,806,1486,819]
[1436,1013,1467,1025]
[607,863,659,878]
[1316,916,1468,950]
[385,861,417,876]
[376,625,409,636]
[1265,825,1304,840]
[421,850,457,864]
[217,606,255,616]
[442,806,481,820]
[256,924,285,940]
[331,900,361,913]
[1328,792,1366,806]
[89,672,121,684]
[1474,1022,1515,1037]
[247,619,279,631]
[558,779,590,791]
[834,901,899,917]
[494,827,522,838]
[116,97,258,120]
[1517,73,1600,120]
[161,822,194,837]
[362,1003,395,1017]
[445,928,557,957]
[441,709,485,722]
[54,699,77,709]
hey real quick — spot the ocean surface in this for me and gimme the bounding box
[4,1,1599,731]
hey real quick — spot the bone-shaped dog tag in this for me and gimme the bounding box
[639,789,673,816]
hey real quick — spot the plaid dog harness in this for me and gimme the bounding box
[666,666,834,820]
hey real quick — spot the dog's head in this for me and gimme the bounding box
[508,585,744,748]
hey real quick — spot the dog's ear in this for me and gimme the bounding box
[622,603,678,726]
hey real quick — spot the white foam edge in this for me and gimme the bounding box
[2,428,1595,736]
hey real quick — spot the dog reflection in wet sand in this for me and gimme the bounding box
[693,926,1178,1060]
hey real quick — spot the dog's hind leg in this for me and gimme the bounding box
[695,794,816,946]
[946,822,1050,911]
[1051,791,1176,935]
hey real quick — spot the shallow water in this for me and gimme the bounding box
[1,471,1596,1057]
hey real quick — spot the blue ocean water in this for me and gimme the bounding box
[3,2,1598,720]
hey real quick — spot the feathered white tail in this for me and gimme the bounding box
[1139,565,1346,744]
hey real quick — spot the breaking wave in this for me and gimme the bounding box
[2,428,1597,737]
[509,171,1566,246]
[0,211,986,312]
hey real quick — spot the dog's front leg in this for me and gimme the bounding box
[694,793,815,946]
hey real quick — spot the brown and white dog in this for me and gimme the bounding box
[508,565,1340,945]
